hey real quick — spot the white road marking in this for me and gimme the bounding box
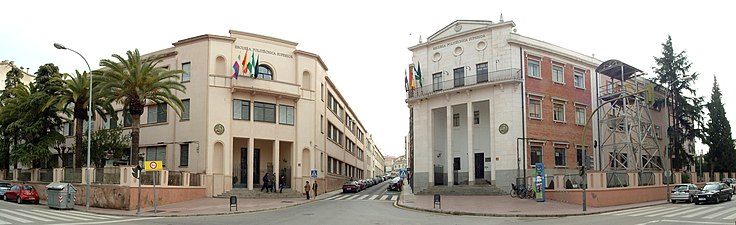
[0,211,32,223]
[626,208,672,217]
[662,207,707,218]
[603,207,662,215]
[370,195,380,200]
[681,206,723,218]
[333,195,352,200]
[703,207,736,219]
[722,211,736,220]
[357,195,370,200]
[345,195,360,200]
[0,219,9,225]
[32,210,92,221]
[383,195,393,200]
[660,219,731,224]
[49,217,158,225]
[67,210,123,219]
[0,209,52,222]
[390,196,398,201]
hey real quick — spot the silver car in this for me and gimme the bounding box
[0,182,11,197]
[670,184,699,203]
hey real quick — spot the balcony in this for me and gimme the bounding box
[209,74,301,100]
[406,68,521,100]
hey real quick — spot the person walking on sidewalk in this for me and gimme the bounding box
[279,174,286,193]
[270,173,277,192]
[304,181,311,200]
[312,180,319,197]
[261,173,270,192]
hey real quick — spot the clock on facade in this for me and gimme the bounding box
[499,123,509,134]
[214,124,225,135]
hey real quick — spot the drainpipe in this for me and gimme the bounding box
[519,47,527,184]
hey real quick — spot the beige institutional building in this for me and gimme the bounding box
[57,30,384,197]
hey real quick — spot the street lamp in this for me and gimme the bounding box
[54,43,93,210]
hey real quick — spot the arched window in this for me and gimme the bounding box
[215,56,226,75]
[302,71,312,90]
[257,65,273,80]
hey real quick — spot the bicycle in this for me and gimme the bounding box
[510,183,530,199]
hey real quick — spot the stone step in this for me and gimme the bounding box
[216,188,304,199]
[417,184,508,196]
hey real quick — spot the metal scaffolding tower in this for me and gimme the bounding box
[596,59,664,187]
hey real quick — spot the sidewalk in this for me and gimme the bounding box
[71,189,342,217]
[396,195,666,217]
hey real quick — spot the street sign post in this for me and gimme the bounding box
[144,161,162,213]
[310,170,318,178]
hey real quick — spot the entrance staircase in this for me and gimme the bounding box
[215,188,304,199]
[417,180,507,196]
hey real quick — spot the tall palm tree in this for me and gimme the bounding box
[45,71,114,168]
[96,49,186,165]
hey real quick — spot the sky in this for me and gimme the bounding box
[1,1,734,157]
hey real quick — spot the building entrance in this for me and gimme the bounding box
[475,153,484,179]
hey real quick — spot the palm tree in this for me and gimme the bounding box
[45,71,114,168]
[96,49,186,165]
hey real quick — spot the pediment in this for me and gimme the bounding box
[427,20,495,42]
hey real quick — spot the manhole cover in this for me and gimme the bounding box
[281,201,294,203]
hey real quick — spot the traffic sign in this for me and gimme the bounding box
[145,160,163,171]
[399,169,407,178]
[311,170,318,178]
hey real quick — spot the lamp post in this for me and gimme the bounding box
[54,43,92,210]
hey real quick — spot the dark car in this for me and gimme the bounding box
[355,180,367,191]
[387,177,402,191]
[4,184,39,204]
[343,181,360,193]
[694,182,733,205]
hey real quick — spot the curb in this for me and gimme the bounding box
[393,200,668,218]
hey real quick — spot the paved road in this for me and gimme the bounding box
[0,198,153,225]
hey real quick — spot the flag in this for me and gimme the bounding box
[249,51,256,78]
[233,60,240,79]
[253,55,260,78]
[409,64,415,90]
[404,69,409,92]
[246,49,248,76]
[414,62,423,88]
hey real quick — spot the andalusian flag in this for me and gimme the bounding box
[409,64,415,90]
[254,55,260,78]
[404,69,409,92]
[232,58,240,79]
[242,50,249,75]
[249,51,257,78]
[414,62,423,88]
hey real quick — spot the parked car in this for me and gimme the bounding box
[722,178,736,189]
[356,180,367,191]
[387,177,402,191]
[4,184,39,204]
[343,181,360,193]
[670,184,699,203]
[694,182,733,205]
[0,182,11,198]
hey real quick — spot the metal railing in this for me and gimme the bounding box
[18,170,31,181]
[140,172,157,185]
[564,174,583,189]
[63,168,82,183]
[190,173,203,186]
[40,169,53,182]
[639,172,654,186]
[94,167,120,184]
[407,68,521,99]
[606,172,629,188]
[168,171,184,186]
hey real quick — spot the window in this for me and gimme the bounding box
[327,93,342,119]
[552,64,564,83]
[654,125,661,139]
[254,102,276,123]
[328,123,343,146]
[453,67,464,87]
[530,146,542,166]
[554,147,566,166]
[180,144,189,167]
[528,59,540,78]
[452,113,460,127]
[553,103,565,122]
[123,110,132,127]
[609,152,618,168]
[279,105,295,125]
[575,106,586,125]
[181,99,190,121]
[62,122,74,136]
[146,146,167,167]
[574,70,585,88]
[576,147,584,167]
[147,104,168,124]
[476,62,488,83]
[432,72,442,92]
[620,153,628,168]
[103,113,117,129]
[328,157,333,173]
[473,111,480,124]
[320,115,324,133]
[182,62,191,82]
[257,65,273,80]
[321,83,324,101]
[233,100,250,120]
[606,81,614,94]
[529,98,542,119]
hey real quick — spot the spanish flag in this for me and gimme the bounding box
[404,69,409,92]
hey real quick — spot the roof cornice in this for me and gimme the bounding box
[173,34,235,46]
[229,30,298,47]
[294,50,328,71]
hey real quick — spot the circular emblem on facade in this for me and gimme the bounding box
[454,24,463,32]
[432,52,442,62]
[453,46,464,56]
[499,123,509,134]
[476,41,487,51]
[214,123,225,135]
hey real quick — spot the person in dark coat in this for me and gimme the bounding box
[312,180,319,197]
[279,174,286,193]
[269,173,276,192]
[261,173,270,192]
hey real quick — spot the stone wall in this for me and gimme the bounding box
[128,186,205,210]
[546,185,668,207]
[23,182,130,209]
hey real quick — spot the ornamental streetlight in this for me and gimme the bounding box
[54,43,92,210]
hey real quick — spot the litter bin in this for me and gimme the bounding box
[46,183,76,209]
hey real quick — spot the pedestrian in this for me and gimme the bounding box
[279,174,286,193]
[270,173,276,192]
[304,181,311,200]
[261,173,270,192]
[312,180,318,197]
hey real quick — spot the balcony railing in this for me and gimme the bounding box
[407,68,521,99]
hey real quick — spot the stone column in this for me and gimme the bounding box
[13,169,19,181]
[446,105,453,186]
[467,102,474,185]
[428,106,434,186]
[628,172,638,187]
[248,138,255,190]
[674,172,682,184]
[274,140,280,189]
[31,168,40,182]
[704,173,710,182]
[183,172,191,186]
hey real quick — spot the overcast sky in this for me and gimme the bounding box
[1,1,733,157]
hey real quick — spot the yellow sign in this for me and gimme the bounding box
[145,161,163,171]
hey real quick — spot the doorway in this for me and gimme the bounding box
[240,148,260,186]
[475,153,484,179]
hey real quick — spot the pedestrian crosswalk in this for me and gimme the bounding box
[324,194,399,202]
[602,204,736,221]
[0,208,124,224]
